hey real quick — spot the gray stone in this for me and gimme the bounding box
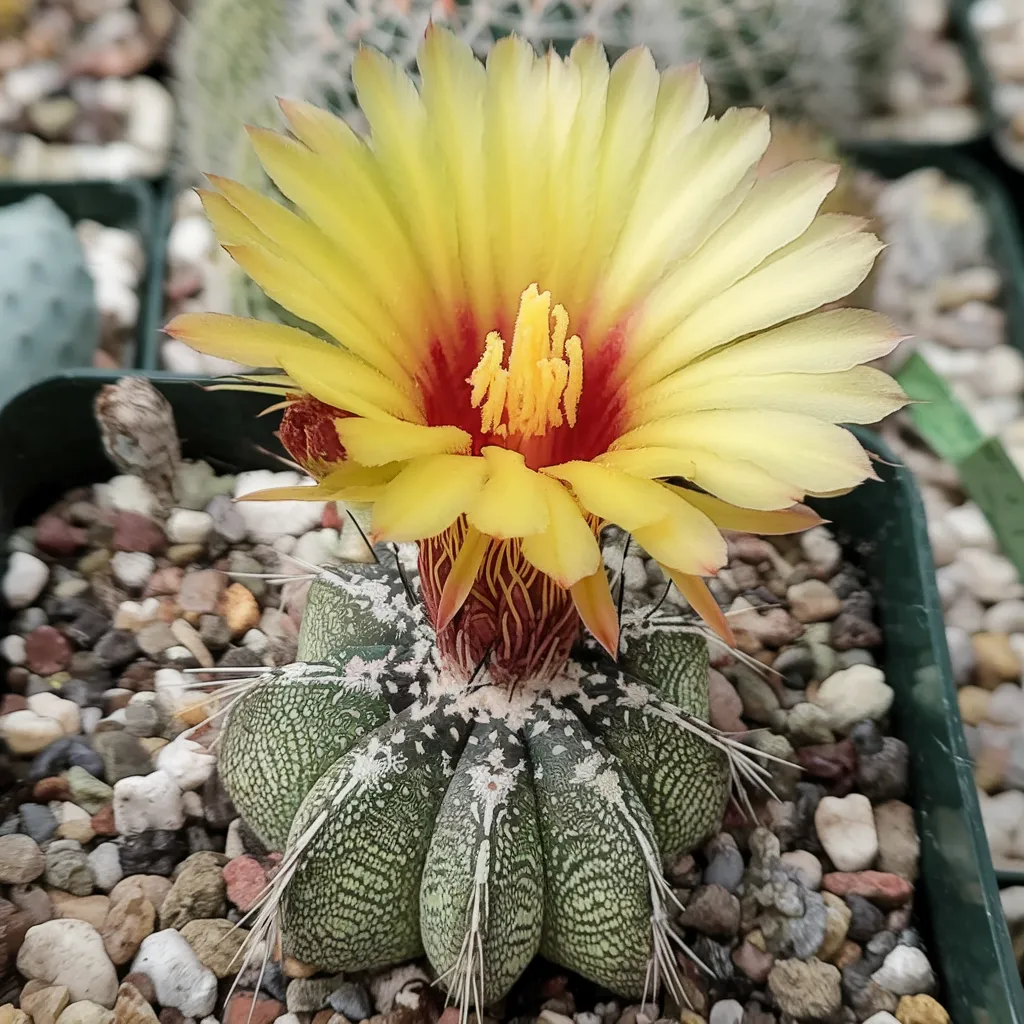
[92,731,152,784]
[768,958,842,1019]
[45,839,94,896]
[328,983,373,1021]
[703,833,745,892]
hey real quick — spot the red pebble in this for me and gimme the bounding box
[24,625,72,675]
[224,994,285,1024]
[0,694,27,715]
[795,739,858,781]
[321,502,343,531]
[223,855,268,912]
[34,514,87,556]
[437,1010,461,1024]
[112,511,166,554]
[822,871,914,908]
[91,805,118,836]
[33,776,71,802]
[144,566,184,597]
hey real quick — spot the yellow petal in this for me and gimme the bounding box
[223,244,414,388]
[596,446,801,510]
[436,524,490,631]
[633,215,883,387]
[598,106,771,333]
[613,410,875,495]
[165,312,317,366]
[353,46,461,315]
[631,366,908,425]
[198,190,272,248]
[371,455,487,541]
[630,493,727,575]
[661,568,735,647]
[570,568,619,658]
[237,462,403,502]
[665,488,825,535]
[337,418,472,467]
[467,447,550,539]
[647,308,902,393]
[417,25,496,324]
[246,125,436,346]
[543,460,677,531]
[278,346,423,423]
[520,476,601,587]
[628,158,839,360]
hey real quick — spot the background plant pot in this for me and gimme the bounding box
[0,371,1019,1022]
[0,179,164,369]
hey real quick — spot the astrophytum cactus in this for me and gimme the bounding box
[167,27,907,1013]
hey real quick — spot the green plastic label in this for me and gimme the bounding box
[895,352,1024,576]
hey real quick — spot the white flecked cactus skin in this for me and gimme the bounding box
[216,560,772,1009]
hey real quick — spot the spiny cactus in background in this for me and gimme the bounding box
[0,195,98,406]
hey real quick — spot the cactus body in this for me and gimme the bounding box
[219,563,732,1003]
[0,195,98,405]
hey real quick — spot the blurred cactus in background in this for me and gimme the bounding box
[172,0,905,322]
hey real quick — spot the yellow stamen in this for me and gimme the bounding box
[468,283,583,437]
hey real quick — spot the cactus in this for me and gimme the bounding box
[0,195,98,405]
[172,0,904,326]
[216,560,751,1004]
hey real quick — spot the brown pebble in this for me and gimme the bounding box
[822,871,913,908]
[223,994,285,1024]
[24,626,72,676]
[313,1012,333,1024]
[121,974,157,1007]
[91,805,118,837]
[7,667,29,694]
[4,906,32,955]
[159,1008,186,1024]
[112,513,166,555]
[218,583,261,638]
[33,777,71,803]
[144,567,183,597]
[835,940,862,969]
[282,955,318,978]
[0,694,27,715]
[896,995,950,1024]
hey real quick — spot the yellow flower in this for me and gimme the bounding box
[166,27,907,686]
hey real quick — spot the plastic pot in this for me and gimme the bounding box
[0,370,1019,1022]
[0,179,163,369]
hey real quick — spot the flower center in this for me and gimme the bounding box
[467,283,583,440]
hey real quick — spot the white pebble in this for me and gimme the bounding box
[800,527,842,576]
[979,789,1024,859]
[113,770,184,835]
[161,338,212,376]
[0,710,64,754]
[5,61,64,105]
[953,548,1024,603]
[132,930,217,1017]
[986,684,1024,726]
[110,552,156,591]
[125,77,174,162]
[814,794,878,872]
[80,708,102,735]
[779,850,823,890]
[870,944,935,995]
[95,475,158,517]
[708,1002,743,1024]
[26,692,80,735]
[945,625,975,685]
[242,629,269,654]
[984,600,1024,634]
[1,635,27,664]
[156,738,215,791]
[293,529,341,568]
[233,471,325,543]
[3,552,50,609]
[93,277,139,330]
[224,819,245,860]
[166,509,213,545]
[944,502,997,552]
[861,1015,900,1024]
[812,665,895,732]
[17,919,118,1007]
[168,215,216,267]
[114,598,162,631]
[87,842,123,893]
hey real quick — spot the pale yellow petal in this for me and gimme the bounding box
[630,492,727,575]
[631,366,908,425]
[665,488,825,535]
[641,308,902,398]
[613,410,876,495]
[371,455,487,541]
[337,418,472,466]
[165,312,317,367]
[596,446,801,510]
[627,159,839,361]
[223,244,414,388]
[198,190,272,248]
[596,106,770,334]
[417,26,496,323]
[632,215,883,388]
[467,447,550,539]
[246,126,436,345]
[353,46,461,316]
[542,460,677,531]
[520,476,602,587]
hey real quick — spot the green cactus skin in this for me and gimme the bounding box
[219,561,734,1005]
[0,195,98,403]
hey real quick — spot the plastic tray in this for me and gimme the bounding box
[0,179,163,370]
[0,370,1019,1023]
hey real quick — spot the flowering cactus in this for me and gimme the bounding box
[166,28,907,1013]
